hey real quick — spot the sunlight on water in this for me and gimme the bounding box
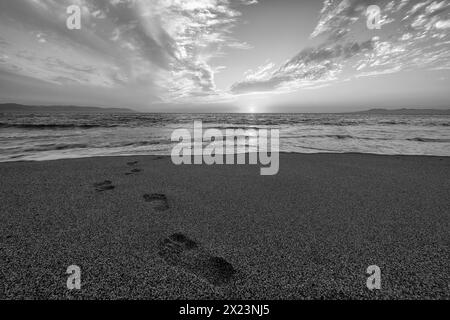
[0,113,449,162]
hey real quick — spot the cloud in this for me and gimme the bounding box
[231,0,450,95]
[1,0,448,104]
[232,38,376,94]
[243,61,276,81]
[0,0,257,103]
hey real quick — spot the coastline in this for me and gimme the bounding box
[0,153,449,299]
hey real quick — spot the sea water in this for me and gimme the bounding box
[0,112,449,162]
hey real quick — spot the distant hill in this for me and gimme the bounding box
[353,108,450,115]
[0,103,137,113]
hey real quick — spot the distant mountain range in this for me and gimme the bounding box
[1,103,449,115]
[0,103,137,113]
[351,108,450,115]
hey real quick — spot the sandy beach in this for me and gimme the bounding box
[0,153,448,299]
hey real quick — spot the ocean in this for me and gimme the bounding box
[0,112,449,162]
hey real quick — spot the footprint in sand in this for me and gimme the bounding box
[125,161,142,175]
[125,168,142,175]
[158,233,236,286]
[143,193,169,211]
[93,180,115,192]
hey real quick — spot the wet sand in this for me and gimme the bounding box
[0,153,448,299]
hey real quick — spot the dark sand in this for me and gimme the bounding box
[0,153,448,299]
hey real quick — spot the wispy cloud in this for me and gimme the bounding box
[0,0,257,103]
[0,0,448,106]
[231,0,450,95]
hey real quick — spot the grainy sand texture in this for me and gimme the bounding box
[0,154,449,299]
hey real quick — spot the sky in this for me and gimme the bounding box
[0,0,449,112]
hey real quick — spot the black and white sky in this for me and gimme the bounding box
[0,0,449,112]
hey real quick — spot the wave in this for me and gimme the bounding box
[312,134,352,139]
[22,140,164,152]
[0,123,119,129]
[283,134,387,140]
[24,143,88,152]
[210,125,263,131]
[113,141,162,147]
[407,137,450,143]
[284,135,450,143]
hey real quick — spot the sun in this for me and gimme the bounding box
[248,105,256,113]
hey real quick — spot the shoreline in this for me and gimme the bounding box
[0,153,449,299]
[2,151,450,164]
